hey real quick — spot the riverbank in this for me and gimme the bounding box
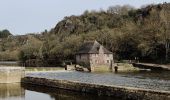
[71,63,141,72]
[115,63,140,72]
[133,63,170,71]
[22,76,170,100]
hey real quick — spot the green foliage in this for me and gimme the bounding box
[0,29,11,38]
[18,50,27,62]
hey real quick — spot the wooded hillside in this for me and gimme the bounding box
[0,3,170,66]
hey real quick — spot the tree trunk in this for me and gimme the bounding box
[165,40,169,62]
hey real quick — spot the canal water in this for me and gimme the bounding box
[0,83,117,100]
[27,70,170,91]
[0,70,170,100]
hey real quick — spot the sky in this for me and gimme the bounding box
[0,0,169,35]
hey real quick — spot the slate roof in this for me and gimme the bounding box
[77,40,112,54]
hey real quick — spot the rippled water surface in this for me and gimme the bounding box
[27,71,170,91]
[0,70,170,100]
[0,83,117,100]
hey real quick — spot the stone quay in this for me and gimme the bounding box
[0,67,25,83]
[22,77,170,100]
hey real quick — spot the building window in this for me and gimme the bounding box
[95,54,99,57]
[90,59,92,63]
[107,54,110,57]
[79,55,81,59]
[107,60,109,63]
[94,54,98,57]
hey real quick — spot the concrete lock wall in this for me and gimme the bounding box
[22,77,170,100]
[0,83,25,98]
[0,67,25,83]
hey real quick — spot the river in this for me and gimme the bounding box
[0,83,117,100]
[27,70,170,91]
[0,70,170,100]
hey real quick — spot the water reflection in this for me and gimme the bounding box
[25,90,55,100]
[23,84,118,100]
[0,70,170,100]
[0,83,120,100]
[27,71,170,91]
[0,83,25,100]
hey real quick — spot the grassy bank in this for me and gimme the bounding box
[116,63,140,72]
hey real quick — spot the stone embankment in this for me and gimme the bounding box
[67,63,140,72]
[0,67,25,83]
[22,77,170,100]
[133,63,170,71]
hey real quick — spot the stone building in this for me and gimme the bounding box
[76,41,113,71]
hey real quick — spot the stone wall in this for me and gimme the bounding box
[89,47,113,71]
[0,67,25,83]
[22,77,170,100]
[76,54,90,64]
[76,53,113,72]
[90,54,113,66]
[0,83,25,98]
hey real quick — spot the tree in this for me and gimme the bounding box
[107,5,134,15]
[160,6,170,61]
[0,29,12,38]
[18,50,27,63]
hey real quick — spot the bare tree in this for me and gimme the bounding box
[160,6,170,61]
[107,5,134,15]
